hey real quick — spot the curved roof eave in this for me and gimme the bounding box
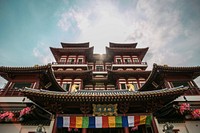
[21,86,188,103]
[61,42,90,48]
[0,64,66,92]
[109,42,137,48]
[0,65,50,73]
[46,64,66,92]
[139,64,200,91]
[0,65,51,80]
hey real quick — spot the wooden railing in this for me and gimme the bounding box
[184,87,200,95]
[52,62,87,65]
[113,61,147,65]
[0,88,23,96]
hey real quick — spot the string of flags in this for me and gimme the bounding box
[57,115,152,128]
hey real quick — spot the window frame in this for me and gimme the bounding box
[60,58,66,63]
[62,82,71,91]
[133,58,139,63]
[120,83,127,90]
[77,58,83,64]
[95,65,104,71]
[116,58,122,64]
[123,58,131,64]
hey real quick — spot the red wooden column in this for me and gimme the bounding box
[152,117,159,133]
[52,114,57,133]
[82,128,87,133]
[124,127,129,133]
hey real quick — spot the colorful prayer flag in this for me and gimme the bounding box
[108,116,115,128]
[82,117,89,128]
[95,116,102,128]
[57,115,152,128]
[63,117,70,127]
[115,116,122,127]
[128,116,134,127]
[76,117,82,128]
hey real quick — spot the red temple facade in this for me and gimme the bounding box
[0,42,200,133]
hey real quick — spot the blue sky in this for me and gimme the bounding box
[0,0,200,87]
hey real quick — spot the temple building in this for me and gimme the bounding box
[0,42,200,133]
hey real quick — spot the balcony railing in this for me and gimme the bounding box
[52,62,87,65]
[0,88,23,96]
[113,62,147,65]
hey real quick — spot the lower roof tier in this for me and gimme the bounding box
[21,86,187,104]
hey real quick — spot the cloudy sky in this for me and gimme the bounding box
[0,0,200,87]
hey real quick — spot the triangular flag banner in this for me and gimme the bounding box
[57,115,152,128]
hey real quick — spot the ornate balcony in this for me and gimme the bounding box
[52,62,87,65]
[52,62,88,67]
[112,62,148,69]
[113,61,147,65]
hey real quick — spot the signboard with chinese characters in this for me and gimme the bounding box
[92,104,118,116]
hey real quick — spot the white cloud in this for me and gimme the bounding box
[195,77,200,88]
[0,77,7,88]
[56,0,200,86]
[57,0,185,65]
[33,42,54,64]
[57,12,72,31]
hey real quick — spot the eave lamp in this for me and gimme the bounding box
[36,124,46,133]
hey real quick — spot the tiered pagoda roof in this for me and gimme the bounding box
[106,42,149,61]
[50,42,94,62]
[0,64,65,92]
[61,42,90,48]
[140,64,200,91]
[109,42,137,48]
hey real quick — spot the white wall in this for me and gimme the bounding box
[0,119,55,133]
[0,124,21,133]
[155,118,200,133]
[185,121,200,133]
[154,118,188,133]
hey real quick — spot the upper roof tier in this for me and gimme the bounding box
[50,42,94,62]
[51,42,148,62]
[61,42,90,48]
[106,47,149,61]
[109,42,137,48]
